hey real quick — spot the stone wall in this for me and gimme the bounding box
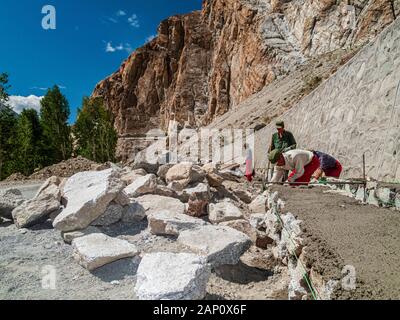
[255,17,400,182]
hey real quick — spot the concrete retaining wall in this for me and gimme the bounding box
[255,18,400,182]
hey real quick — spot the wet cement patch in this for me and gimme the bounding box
[272,185,400,300]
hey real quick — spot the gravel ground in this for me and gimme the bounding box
[272,185,400,300]
[0,219,287,300]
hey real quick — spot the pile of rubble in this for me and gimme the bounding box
[0,160,309,300]
[27,156,111,181]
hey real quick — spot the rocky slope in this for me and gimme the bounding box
[93,0,399,160]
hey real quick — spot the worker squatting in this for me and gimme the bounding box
[245,121,343,185]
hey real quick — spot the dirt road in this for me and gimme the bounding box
[272,185,400,300]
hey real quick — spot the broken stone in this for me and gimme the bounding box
[206,172,224,188]
[72,233,139,271]
[166,163,205,188]
[178,225,252,267]
[185,183,211,217]
[219,219,257,242]
[124,174,157,197]
[121,170,146,185]
[148,211,208,236]
[12,177,61,229]
[157,164,174,181]
[249,193,268,213]
[135,252,211,300]
[281,213,303,257]
[249,213,266,230]
[91,203,124,226]
[53,169,125,232]
[0,189,24,219]
[62,226,101,244]
[288,258,309,300]
[256,232,274,249]
[121,200,146,223]
[209,199,244,224]
[136,195,186,216]
[367,190,380,207]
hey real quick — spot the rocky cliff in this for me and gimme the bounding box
[93,0,399,160]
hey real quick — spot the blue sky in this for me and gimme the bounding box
[0,0,202,122]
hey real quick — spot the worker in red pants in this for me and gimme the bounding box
[269,149,320,185]
[311,150,343,181]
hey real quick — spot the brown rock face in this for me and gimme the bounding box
[93,0,399,160]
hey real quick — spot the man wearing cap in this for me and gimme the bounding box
[269,149,321,185]
[269,121,297,153]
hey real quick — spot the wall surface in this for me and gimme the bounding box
[255,17,400,182]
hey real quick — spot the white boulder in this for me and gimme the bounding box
[136,195,186,216]
[53,169,125,232]
[148,211,208,236]
[61,226,101,244]
[12,177,61,228]
[72,233,139,271]
[209,199,243,224]
[178,225,252,267]
[135,252,211,300]
[124,174,157,197]
[249,193,268,213]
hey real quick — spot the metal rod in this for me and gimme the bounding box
[363,153,367,203]
[262,181,366,186]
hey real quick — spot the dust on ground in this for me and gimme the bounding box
[272,185,400,300]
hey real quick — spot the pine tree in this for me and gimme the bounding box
[40,85,72,163]
[0,73,18,180]
[73,97,117,163]
[14,109,46,176]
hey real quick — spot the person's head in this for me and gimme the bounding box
[276,121,285,134]
[269,149,285,166]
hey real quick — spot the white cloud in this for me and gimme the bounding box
[128,14,140,28]
[7,95,44,114]
[107,17,118,23]
[116,10,126,17]
[105,42,133,54]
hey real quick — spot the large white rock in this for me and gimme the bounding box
[61,226,101,244]
[72,233,139,271]
[53,169,125,232]
[209,199,243,224]
[12,177,61,228]
[148,211,208,236]
[124,174,157,197]
[135,252,211,300]
[178,225,252,267]
[281,213,303,257]
[0,189,24,219]
[136,195,186,216]
[249,193,268,213]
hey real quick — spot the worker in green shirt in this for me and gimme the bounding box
[269,121,297,153]
[267,121,297,182]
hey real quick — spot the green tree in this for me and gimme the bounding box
[40,85,72,163]
[0,73,10,103]
[0,73,18,180]
[14,109,46,176]
[74,97,117,163]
